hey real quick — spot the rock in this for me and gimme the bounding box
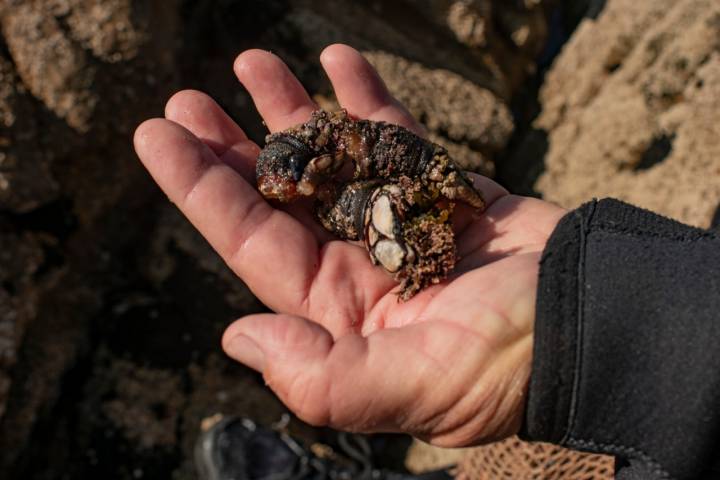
[440,0,549,93]
[99,358,185,450]
[246,0,554,175]
[0,50,60,213]
[364,50,513,174]
[63,0,149,63]
[1,1,97,132]
[0,0,179,473]
[533,0,720,227]
[0,232,43,422]
[404,439,469,474]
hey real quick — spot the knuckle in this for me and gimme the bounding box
[285,373,330,426]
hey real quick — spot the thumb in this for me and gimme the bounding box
[222,313,441,431]
[222,313,342,426]
[221,313,492,438]
[222,312,532,444]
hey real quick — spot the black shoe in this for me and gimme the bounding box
[195,416,453,480]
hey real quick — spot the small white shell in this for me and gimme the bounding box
[371,194,396,239]
[373,239,405,273]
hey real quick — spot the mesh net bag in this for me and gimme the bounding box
[454,436,614,480]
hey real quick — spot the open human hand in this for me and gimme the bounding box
[134,44,566,446]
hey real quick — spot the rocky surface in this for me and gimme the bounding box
[0,0,554,477]
[364,50,514,176]
[531,0,720,227]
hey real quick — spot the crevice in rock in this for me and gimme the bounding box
[0,198,77,282]
[496,0,596,195]
[2,197,77,239]
[711,202,720,230]
[633,133,675,171]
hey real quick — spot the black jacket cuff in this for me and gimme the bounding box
[522,198,720,480]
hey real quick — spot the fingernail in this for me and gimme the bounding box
[225,334,266,372]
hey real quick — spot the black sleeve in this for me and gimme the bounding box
[521,198,720,480]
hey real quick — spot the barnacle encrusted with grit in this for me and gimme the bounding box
[256,110,485,299]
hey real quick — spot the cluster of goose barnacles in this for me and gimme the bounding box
[256,110,485,300]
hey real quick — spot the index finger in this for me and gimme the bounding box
[133,118,319,313]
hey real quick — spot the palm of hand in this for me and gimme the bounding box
[134,44,565,446]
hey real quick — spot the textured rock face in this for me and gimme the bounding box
[0,0,553,477]
[534,0,720,227]
[0,51,59,213]
[364,50,514,176]
[0,233,43,421]
[1,2,96,131]
[249,0,552,173]
[0,0,182,474]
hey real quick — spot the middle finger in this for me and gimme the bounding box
[234,49,317,132]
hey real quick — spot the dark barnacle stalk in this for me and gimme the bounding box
[256,110,485,300]
[256,110,485,209]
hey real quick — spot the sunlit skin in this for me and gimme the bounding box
[133,44,566,446]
